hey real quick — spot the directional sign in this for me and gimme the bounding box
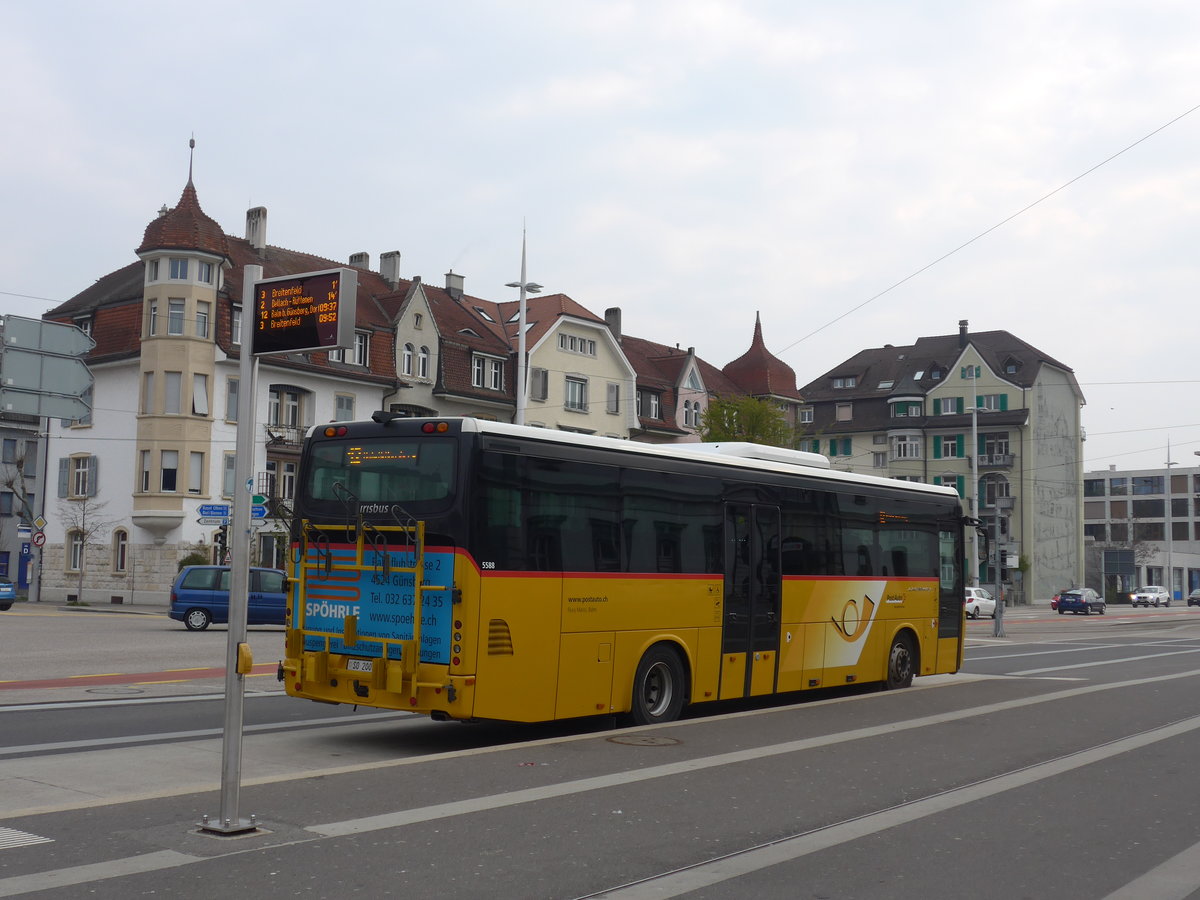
[0,387,91,420]
[199,504,231,518]
[1,347,93,395]
[1,315,95,356]
[251,505,268,519]
[197,516,229,526]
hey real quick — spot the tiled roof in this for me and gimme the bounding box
[721,312,803,400]
[137,180,230,260]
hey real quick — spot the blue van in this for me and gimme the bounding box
[168,565,289,631]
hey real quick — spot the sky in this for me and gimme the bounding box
[2,1,1199,472]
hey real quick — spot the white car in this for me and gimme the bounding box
[965,587,996,619]
[1130,585,1170,607]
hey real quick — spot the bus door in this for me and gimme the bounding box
[721,503,781,700]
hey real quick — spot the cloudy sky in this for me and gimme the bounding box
[2,1,1198,472]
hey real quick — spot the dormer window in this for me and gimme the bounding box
[1003,357,1021,375]
[832,376,857,389]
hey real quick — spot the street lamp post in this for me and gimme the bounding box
[506,228,542,427]
[968,368,979,587]
[1164,438,1176,601]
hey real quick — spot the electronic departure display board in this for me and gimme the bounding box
[253,268,358,356]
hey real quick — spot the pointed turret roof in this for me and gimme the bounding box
[136,179,230,261]
[721,312,803,400]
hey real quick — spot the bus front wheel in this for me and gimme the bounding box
[885,633,916,690]
[627,645,686,726]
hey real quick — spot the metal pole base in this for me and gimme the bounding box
[198,813,258,835]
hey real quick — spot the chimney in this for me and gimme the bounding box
[445,270,464,300]
[349,252,370,270]
[380,251,402,289]
[958,319,969,349]
[605,307,622,342]
[245,207,268,251]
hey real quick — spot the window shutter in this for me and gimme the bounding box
[975,394,982,409]
[978,433,986,454]
[88,456,99,496]
[58,458,69,498]
[1000,394,1008,411]
[841,438,851,456]
[956,476,965,497]
[933,398,941,416]
[828,440,838,456]
[956,434,964,458]
[933,439,942,460]
[956,397,964,414]
[810,440,820,454]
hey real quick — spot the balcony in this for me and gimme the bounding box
[263,423,305,449]
[977,453,1014,470]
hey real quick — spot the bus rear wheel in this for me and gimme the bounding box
[885,633,916,690]
[627,645,686,726]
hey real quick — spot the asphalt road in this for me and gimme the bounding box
[3,603,1200,898]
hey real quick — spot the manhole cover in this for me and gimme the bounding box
[608,735,680,746]
[86,687,145,695]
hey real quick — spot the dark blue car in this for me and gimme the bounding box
[1057,588,1105,616]
[168,565,288,631]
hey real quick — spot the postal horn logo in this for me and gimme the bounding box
[832,594,876,641]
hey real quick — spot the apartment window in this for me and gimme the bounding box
[140,450,151,492]
[164,372,182,415]
[231,305,242,345]
[978,393,1006,411]
[683,400,693,426]
[192,374,209,416]
[565,377,588,411]
[647,393,661,419]
[148,259,160,282]
[198,261,214,284]
[413,313,423,329]
[982,432,1010,457]
[402,344,414,375]
[196,301,210,338]
[1110,478,1127,496]
[529,368,549,402]
[167,298,185,335]
[832,376,857,389]
[147,300,158,336]
[892,435,921,460]
[489,359,503,390]
[161,450,178,492]
[141,372,154,414]
[559,334,597,356]
[891,401,922,417]
[169,258,188,280]
[799,407,813,424]
[268,389,302,427]
[0,492,11,516]
[934,397,963,415]
[607,384,620,415]
[937,435,962,458]
[280,461,297,500]
[354,332,369,366]
[68,530,84,572]
[226,377,239,422]
[418,346,429,378]
[872,452,887,468]
[1133,476,1164,495]
[71,455,92,497]
[112,529,128,573]
[1084,523,1107,542]
[189,451,204,494]
[223,453,237,496]
[835,402,852,422]
[471,357,485,388]
[828,438,851,457]
[335,394,355,421]
[960,365,981,380]
[1,440,14,464]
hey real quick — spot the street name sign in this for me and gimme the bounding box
[251,505,268,519]
[199,504,231,518]
[198,516,229,526]
[253,268,357,356]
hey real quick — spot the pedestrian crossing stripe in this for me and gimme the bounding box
[0,826,53,850]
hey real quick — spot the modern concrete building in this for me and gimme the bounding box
[1083,464,1200,602]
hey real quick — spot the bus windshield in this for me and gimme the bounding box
[304,437,457,504]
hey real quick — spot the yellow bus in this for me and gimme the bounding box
[280,416,965,725]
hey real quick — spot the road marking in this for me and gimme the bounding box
[0,827,52,850]
[1012,647,1200,675]
[1103,837,1200,900]
[593,714,1200,899]
[0,850,195,897]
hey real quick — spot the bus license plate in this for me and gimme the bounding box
[345,658,374,673]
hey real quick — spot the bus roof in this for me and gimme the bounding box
[341,416,961,504]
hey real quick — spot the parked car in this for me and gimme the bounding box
[1187,589,1200,607]
[0,579,14,611]
[965,587,996,619]
[1057,588,1105,615]
[1050,590,1067,611]
[1130,585,1171,607]
[168,566,289,631]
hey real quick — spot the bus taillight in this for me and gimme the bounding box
[322,425,350,437]
[421,421,450,433]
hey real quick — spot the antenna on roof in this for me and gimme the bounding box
[188,135,196,182]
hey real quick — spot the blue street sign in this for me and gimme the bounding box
[252,505,268,519]
[199,503,231,518]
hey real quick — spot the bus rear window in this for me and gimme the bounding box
[305,438,456,503]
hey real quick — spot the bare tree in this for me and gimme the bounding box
[57,495,118,604]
